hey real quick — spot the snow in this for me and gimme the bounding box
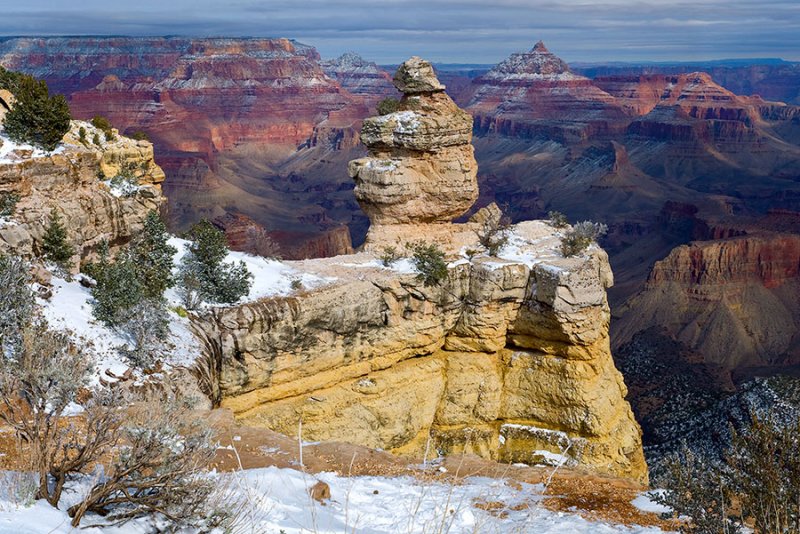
[0,133,65,164]
[0,466,671,533]
[101,178,140,198]
[478,231,560,270]
[632,491,672,516]
[40,276,202,383]
[532,450,571,467]
[335,257,418,275]
[166,237,335,304]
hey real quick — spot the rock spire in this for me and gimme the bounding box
[348,56,478,228]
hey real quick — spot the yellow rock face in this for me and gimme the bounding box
[196,224,649,483]
[0,120,166,264]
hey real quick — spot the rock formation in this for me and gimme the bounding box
[0,120,166,264]
[348,57,479,240]
[615,234,800,369]
[467,41,629,141]
[193,58,648,483]
[0,89,14,123]
[0,37,368,257]
[321,52,395,101]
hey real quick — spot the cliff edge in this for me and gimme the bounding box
[193,59,648,483]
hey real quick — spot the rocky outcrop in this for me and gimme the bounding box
[467,41,629,142]
[0,120,166,264]
[348,57,478,231]
[195,222,647,483]
[192,56,647,483]
[615,234,800,369]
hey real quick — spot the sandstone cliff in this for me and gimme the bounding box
[192,59,647,483]
[348,57,479,241]
[0,120,166,264]
[615,234,800,369]
[194,222,647,483]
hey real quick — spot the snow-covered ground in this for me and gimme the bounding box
[167,237,335,304]
[40,276,200,383]
[0,133,64,164]
[0,466,671,533]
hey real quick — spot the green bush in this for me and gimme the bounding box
[548,210,569,229]
[92,132,101,146]
[177,220,252,306]
[78,126,87,146]
[85,248,145,326]
[42,207,75,269]
[560,221,607,257]
[377,97,401,116]
[90,115,112,135]
[379,245,401,267]
[129,211,177,299]
[475,211,510,257]
[0,67,71,152]
[108,166,140,197]
[130,130,149,142]
[0,192,20,217]
[85,211,176,327]
[408,241,448,287]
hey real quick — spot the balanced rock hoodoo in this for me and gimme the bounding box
[197,58,649,484]
[348,56,478,230]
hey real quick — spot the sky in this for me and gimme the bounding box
[1,0,799,64]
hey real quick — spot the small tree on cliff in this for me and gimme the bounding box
[560,221,607,257]
[42,207,75,270]
[129,211,177,299]
[1,68,71,151]
[177,220,252,307]
[408,240,448,287]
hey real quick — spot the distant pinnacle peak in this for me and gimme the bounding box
[532,40,549,53]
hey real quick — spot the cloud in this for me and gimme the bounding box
[0,0,798,63]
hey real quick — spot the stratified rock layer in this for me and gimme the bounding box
[0,121,166,264]
[616,234,800,369]
[193,222,648,483]
[348,57,479,228]
[191,56,647,482]
[467,41,629,142]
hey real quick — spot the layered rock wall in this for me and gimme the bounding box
[193,58,647,483]
[615,234,800,369]
[0,121,166,263]
[195,223,647,483]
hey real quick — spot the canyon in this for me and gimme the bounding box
[2,37,799,439]
[0,63,648,484]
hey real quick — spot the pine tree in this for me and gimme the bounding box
[86,249,145,326]
[129,211,177,299]
[42,207,75,268]
[178,219,252,306]
[1,70,71,151]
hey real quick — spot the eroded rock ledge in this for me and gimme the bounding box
[0,121,166,263]
[194,220,647,483]
[193,58,648,483]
